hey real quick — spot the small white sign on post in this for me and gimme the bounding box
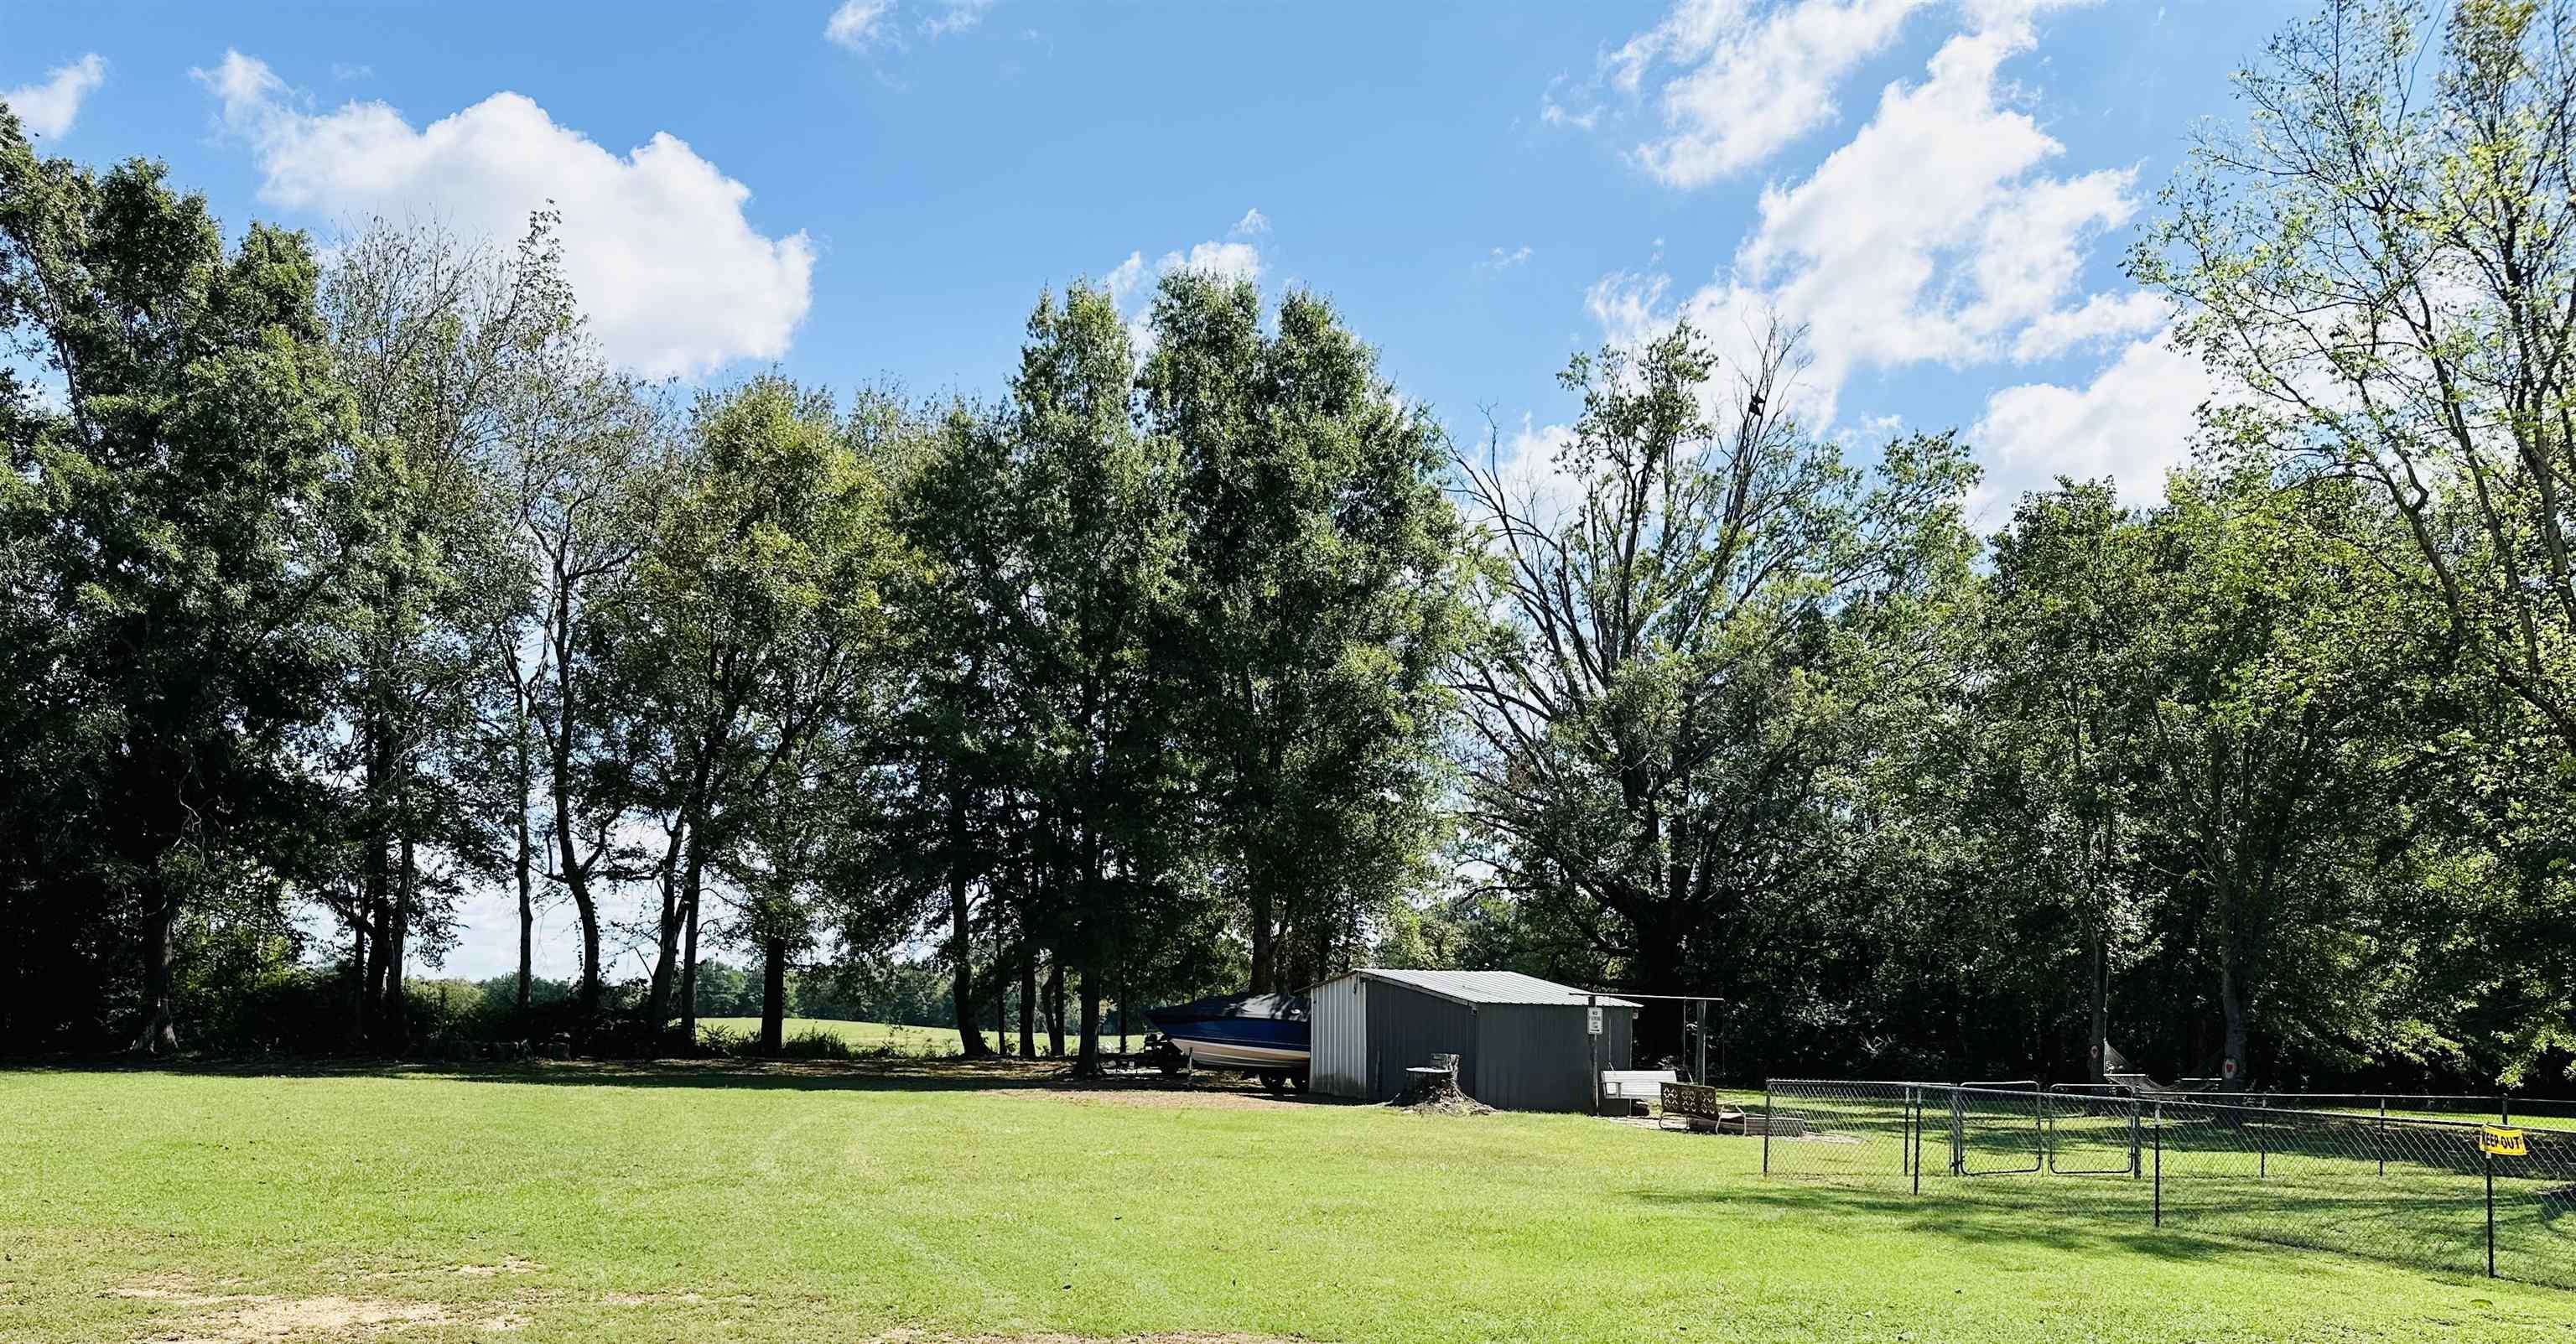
[1587,1006,1603,1035]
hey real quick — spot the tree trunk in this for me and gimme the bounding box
[1633,909,1688,1064]
[644,819,689,1026]
[2219,947,2250,1091]
[514,720,534,1014]
[348,920,368,1046]
[351,895,375,1046]
[760,936,787,1056]
[378,831,414,1051]
[1074,963,1104,1077]
[133,882,179,1055]
[947,786,990,1058]
[553,786,603,1014]
[1045,956,1066,1058]
[678,836,703,1046]
[361,863,392,1047]
[1018,946,1036,1058]
[548,583,604,1014]
[2088,916,2108,1083]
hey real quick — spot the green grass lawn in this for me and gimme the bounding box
[4,1061,2569,1344]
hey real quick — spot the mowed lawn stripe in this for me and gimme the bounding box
[3,1064,2567,1344]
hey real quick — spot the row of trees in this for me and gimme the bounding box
[4,0,2573,1089]
[1431,0,2576,1087]
[0,101,1461,1070]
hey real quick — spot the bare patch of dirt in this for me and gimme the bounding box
[107,1275,451,1343]
[150,1295,449,1343]
[104,1274,234,1305]
[875,1318,1298,1328]
[449,1257,542,1277]
[868,1332,1297,1344]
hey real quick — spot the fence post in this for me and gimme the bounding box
[2152,1101,2163,1228]
[2501,1094,2512,1127]
[1911,1087,1922,1196]
[2377,1098,2386,1179]
[2486,1147,2497,1279]
[2257,1095,2267,1180]
[1898,1086,1911,1180]
[1762,1078,1772,1176]
[2030,1080,2044,1170]
[1950,1086,1965,1176]
[2129,1096,2142,1179]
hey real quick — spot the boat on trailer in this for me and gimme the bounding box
[1144,992,1311,1090]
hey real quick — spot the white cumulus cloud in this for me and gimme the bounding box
[925,0,996,38]
[1159,240,1261,285]
[1611,0,1933,186]
[4,54,106,139]
[1973,330,2210,513]
[195,50,813,378]
[1579,12,2144,430]
[826,0,896,50]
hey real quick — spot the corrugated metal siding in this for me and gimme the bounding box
[1365,982,1481,1102]
[1310,973,1369,1098]
[1467,1001,1637,1113]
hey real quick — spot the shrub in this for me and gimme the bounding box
[780,1028,855,1060]
[697,1024,756,1058]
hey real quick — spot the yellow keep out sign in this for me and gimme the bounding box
[2481,1126,2527,1157]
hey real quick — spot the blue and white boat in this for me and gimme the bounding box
[1145,992,1311,1080]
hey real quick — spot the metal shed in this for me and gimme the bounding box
[1306,969,1639,1113]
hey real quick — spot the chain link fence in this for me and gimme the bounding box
[1762,1079,2576,1290]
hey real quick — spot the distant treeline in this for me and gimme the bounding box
[5,4,2575,1092]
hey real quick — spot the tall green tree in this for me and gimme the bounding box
[1977,480,2156,1079]
[1142,272,1470,993]
[885,397,1026,1059]
[601,376,906,1036]
[322,215,576,1045]
[1452,322,1977,1056]
[1009,283,1201,1074]
[515,356,665,1016]
[2143,0,2576,781]
[0,112,361,1051]
[2139,0,2576,1082]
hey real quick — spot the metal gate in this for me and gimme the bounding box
[2044,1088,2142,1176]
[1951,1081,2044,1176]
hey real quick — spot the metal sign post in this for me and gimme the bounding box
[2480,1125,2523,1279]
[1586,994,1598,1118]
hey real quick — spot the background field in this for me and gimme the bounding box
[693,1017,969,1055]
[5,1062,2570,1344]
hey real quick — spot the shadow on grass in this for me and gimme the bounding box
[1654,1178,2576,1291]
[0,1053,1368,1104]
[1627,1182,2231,1263]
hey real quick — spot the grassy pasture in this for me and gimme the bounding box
[693,1016,969,1055]
[4,1060,2570,1344]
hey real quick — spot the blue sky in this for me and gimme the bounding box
[3,0,2294,980]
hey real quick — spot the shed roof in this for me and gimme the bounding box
[1346,968,1640,1009]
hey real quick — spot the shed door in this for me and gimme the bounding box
[1311,975,1369,1098]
